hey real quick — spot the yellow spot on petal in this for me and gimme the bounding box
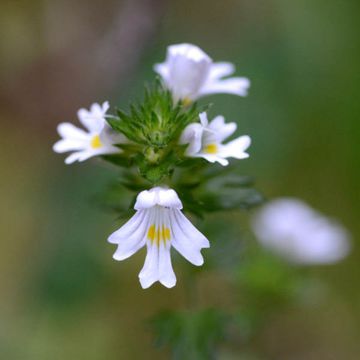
[91,135,102,149]
[147,224,171,246]
[148,224,156,241]
[204,143,218,154]
[164,227,171,241]
[182,97,192,107]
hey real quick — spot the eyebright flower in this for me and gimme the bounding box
[154,43,250,103]
[53,101,125,164]
[251,198,350,265]
[180,112,251,166]
[108,187,210,289]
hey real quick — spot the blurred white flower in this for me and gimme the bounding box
[154,43,250,103]
[53,101,125,164]
[180,112,251,166]
[108,187,210,289]
[251,198,350,264]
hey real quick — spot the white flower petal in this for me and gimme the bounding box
[77,110,103,133]
[64,151,86,164]
[138,206,176,288]
[138,243,159,289]
[219,135,251,159]
[155,43,212,101]
[174,210,209,248]
[206,115,225,130]
[113,239,146,262]
[101,101,110,113]
[207,116,237,142]
[108,211,145,244]
[138,243,176,289]
[157,188,183,209]
[179,123,204,155]
[89,101,109,120]
[208,62,235,80]
[167,43,211,62]
[76,150,99,162]
[168,57,210,101]
[170,210,209,266]
[195,153,230,166]
[88,144,120,157]
[200,77,250,97]
[158,242,176,288]
[154,63,169,81]
[77,102,108,133]
[62,144,118,164]
[199,112,209,127]
[57,122,88,140]
[110,211,148,261]
[53,139,87,153]
[134,189,157,210]
[135,187,183,210]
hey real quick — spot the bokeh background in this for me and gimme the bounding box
[1,0,359,359]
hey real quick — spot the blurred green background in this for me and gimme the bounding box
[1,0,359,359]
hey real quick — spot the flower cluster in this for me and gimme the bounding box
[53,43,252,288]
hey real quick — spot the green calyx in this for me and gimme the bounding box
[106,80,204,184]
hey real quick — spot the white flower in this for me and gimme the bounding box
[108,187,210,289]
[180,112,251,166]
[154,43,250,103]
[251,198,350,265]
[53,101,125,164]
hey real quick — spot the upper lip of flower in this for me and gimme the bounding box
[134,186,183,210]
[167,43,212,62]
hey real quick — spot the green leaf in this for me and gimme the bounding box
[150,309,228,360]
